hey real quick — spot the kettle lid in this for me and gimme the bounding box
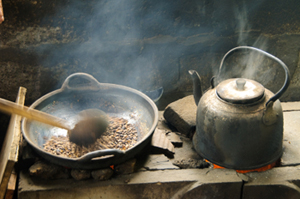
[216,78,265,104]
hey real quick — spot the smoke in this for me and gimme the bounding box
[39,0,279,93]
[40,0,198,91]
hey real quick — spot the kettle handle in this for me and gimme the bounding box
[218,46,290,107]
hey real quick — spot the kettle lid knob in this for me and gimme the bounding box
[236,78,246,90]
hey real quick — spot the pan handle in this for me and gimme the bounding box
[76,148,125,162]
[61,73,101,91]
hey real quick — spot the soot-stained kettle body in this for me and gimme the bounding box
[189,46,290,170]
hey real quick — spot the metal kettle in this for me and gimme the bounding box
[189,46,290,170]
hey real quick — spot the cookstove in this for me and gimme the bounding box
[15,99,300,199]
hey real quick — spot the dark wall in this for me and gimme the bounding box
[0,0,300,145]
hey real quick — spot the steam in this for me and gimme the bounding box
[235,3,251,46]
[217,0,276,88]
[240,36,272,85]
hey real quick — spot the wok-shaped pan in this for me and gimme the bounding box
[21,73,160,169]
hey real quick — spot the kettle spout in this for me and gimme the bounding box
[188,70,203,106]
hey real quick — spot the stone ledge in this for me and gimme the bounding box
[282,102,300,111]
[18,101,300,198]
[18,168,242,199]
[282,111,300,166]
[243,166,300,199]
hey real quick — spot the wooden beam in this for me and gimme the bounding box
[0,87,27,199]
[4,169,17,199]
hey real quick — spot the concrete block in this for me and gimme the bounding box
[242,166,300,199]
[282,111,300,166]
[163,95,197,137]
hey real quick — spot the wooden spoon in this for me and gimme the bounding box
[0,98,108,146]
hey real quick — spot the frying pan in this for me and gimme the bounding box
[21,73,160,169]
